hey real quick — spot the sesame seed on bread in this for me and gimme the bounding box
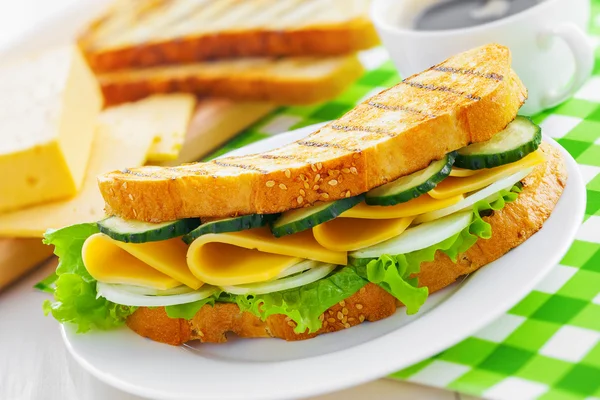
[126,142,566,345]
[98,44,528,222]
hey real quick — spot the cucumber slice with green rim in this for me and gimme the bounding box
[97,216,199,243]
[182,214,279,244]
[455,116,542,169]
[365,153,455,206]
[271,195,365,237]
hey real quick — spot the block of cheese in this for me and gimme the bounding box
[0,46,102,213]
[0,113,158,237]
[100,94,196,162]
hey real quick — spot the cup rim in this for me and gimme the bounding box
[370,0,563,36]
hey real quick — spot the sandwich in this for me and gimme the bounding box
[80,0,378,72]
[43,44,567,345]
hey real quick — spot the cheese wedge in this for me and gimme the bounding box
[341,195,464,219]
[0,46,101,213]
[111,238,202,289]
[0,108,158,237]
[429,150,546,199]
[82,233,180,290]
[313,217,413,252]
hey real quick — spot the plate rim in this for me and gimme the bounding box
[62,124,586,400]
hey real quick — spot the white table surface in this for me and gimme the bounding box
[0,1,478,399]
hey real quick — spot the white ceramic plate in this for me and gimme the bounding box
[63,123,585,400]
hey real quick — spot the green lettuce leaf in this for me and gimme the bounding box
[42,223,137,332]
[350,185,521,315]
[233,267,367,334]
[34,272,58,294]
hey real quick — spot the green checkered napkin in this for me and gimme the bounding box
[209,3,600,398]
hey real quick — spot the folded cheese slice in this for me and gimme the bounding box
[110,238,202,289]
[341,195,464,219]
[82,233,180,290]
[429,150,545,199]
[313,217,413,252]
[187,227,346,286]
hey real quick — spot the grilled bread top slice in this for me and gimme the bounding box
[80,0,378,72]
[98,44,527,222]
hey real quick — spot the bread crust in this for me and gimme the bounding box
[98,55,365,106]
[83,19,380,73]
[99,44,528,222]
[126,142,567,345]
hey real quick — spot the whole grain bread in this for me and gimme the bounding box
[98,55,364,106]
[126,142,567,345]
[80,0,378,72]
[98,44,528,222]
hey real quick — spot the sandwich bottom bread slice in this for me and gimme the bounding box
[43,121,566,345]
[116,142,567,345]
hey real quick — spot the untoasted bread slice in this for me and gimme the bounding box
[80,0,378,72]
[98,55,365,106]
[126,142,567,345]
[99,44,527,222]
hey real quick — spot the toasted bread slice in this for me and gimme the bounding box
[126,142,567,345]
[99,44,527,222]
[80,0,378,72]
[98,55,365,106]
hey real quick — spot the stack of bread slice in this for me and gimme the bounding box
[79,0,378,105]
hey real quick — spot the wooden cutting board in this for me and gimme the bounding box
[0,99,274,290]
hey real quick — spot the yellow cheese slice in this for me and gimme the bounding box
[111,238,202,289]
[429,150,546,200]
[313,217,413,252]
[450,168,480,177]
[188,227,346,265]
[100,94,196,162]
[0,109,157,237]
[341,195,464,219]
[82,233,180,290]
[187,242,301,286]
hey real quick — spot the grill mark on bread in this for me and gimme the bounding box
[212,160,268,173]
[261,154,293,160]
[402,80,482,101]
[434,66,503,81]
[297,140,360,153]
[330,124,395,137]
[367,101,436,118]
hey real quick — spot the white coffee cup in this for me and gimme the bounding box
[371,0,594,115]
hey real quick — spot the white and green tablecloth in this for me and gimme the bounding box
[208,4,600,398]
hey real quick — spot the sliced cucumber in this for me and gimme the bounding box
[365,153,455,206]
[97,216,199,243]
[455,116,542,169]
[349,210,472,265]
[271,195,365,237]
[182,213,279,245]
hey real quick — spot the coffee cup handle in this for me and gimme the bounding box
[539,22,594,109]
